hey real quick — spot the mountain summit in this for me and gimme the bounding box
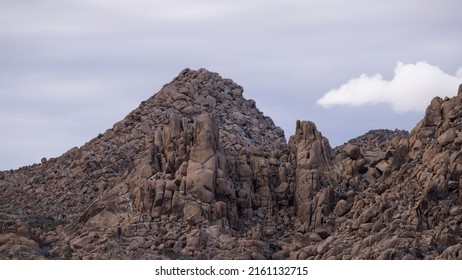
[1,69,462,260]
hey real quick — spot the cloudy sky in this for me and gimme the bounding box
[1,0,461,170]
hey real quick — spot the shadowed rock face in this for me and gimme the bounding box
[1,69,461,260]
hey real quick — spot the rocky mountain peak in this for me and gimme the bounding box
[128,68,286,153]
[1,70,462,260]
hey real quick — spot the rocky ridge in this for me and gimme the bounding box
[1,68,462,260]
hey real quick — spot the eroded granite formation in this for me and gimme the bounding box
[1,68,462,260]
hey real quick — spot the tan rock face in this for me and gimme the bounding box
[289,120,332,232]
[1,69,461,260]
[189,113,219,164]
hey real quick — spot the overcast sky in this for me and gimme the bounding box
[1,0,461,170]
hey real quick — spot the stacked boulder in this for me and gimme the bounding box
[1,69,461,260]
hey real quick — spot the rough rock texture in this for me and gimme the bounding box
[1,69,461,260]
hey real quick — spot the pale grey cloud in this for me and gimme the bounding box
[317,62,462,112]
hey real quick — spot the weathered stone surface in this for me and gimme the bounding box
[423,97,443,127]
[437,128,456,146]
[1,69,461,260]
[334,199,351,217]
[343,144,361,160]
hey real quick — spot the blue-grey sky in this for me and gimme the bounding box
[1,0,461,170]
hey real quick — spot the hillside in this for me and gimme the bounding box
[1,69,461,260]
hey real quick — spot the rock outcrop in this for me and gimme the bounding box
[1,69,461,260]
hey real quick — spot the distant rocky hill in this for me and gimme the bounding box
[340,129,409,149]
[1,69,461,260]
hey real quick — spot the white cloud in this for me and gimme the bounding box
[317,61,462,112]
[457,67,462,78]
